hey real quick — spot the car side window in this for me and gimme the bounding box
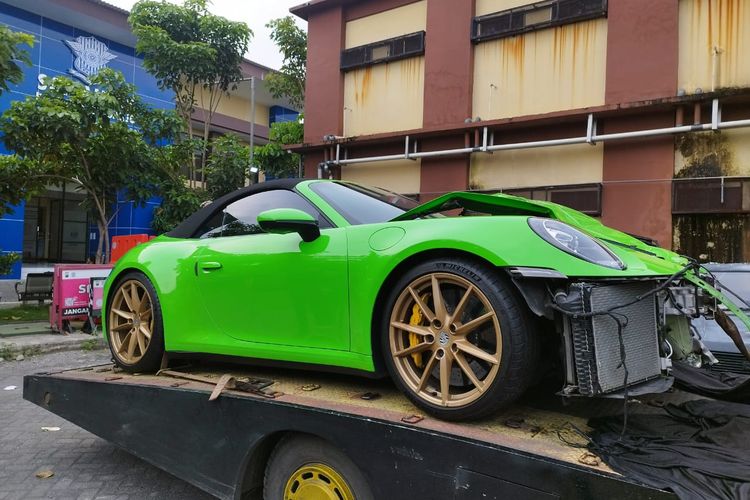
[197,190,331,239]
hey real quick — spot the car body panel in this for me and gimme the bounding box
[194,228,350,350]
[103,233,371,371]
[103,180,750,375]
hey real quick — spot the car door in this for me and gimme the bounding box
[193,189,350,350]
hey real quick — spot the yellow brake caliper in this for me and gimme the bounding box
[408,296,427,368]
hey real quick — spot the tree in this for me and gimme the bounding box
[265,16,307,110]
[129,0,252,186]
[253,118,303,179]
[205,134,249,199]
[0,25,34,95]
[1,69,183,263]
[0,25,35,274]
[0,251,19,275]
[149,138,207,234]
[0,27,43,211]
[151,179,206,234]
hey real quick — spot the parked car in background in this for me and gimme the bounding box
[693,263,750,374]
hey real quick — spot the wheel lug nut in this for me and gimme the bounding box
[431,319,443,329]
[436,348,445,359]
[449,324,457,333]
[426,334,435,343]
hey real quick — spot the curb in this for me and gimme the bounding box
[0,336,107,359]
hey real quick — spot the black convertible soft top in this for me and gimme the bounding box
[166,178,304,239]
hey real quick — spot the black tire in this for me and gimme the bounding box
[264,435,374,500]
[381,257,539,421]
[106,271,164,373]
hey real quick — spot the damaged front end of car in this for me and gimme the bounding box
[510,260,750,400]
[394,191,750,399]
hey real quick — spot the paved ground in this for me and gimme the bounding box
[0,328,105,359]
[0,350,213,500]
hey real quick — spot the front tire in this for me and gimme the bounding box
[382,258,538,421]
[264,435,374,500]
[106,271,164,373]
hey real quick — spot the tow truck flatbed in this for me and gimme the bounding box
[23,363,677,499]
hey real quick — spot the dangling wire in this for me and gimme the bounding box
[549,261,697,438]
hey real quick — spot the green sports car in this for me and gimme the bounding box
[103,179,750,420]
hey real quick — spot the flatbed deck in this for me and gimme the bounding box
[24,362,677,499]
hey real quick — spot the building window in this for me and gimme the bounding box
[477,183,602,215]
[472,0,608,43]
[341,31,425,71]
[672,177,750,215]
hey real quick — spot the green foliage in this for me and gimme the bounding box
[0,155,48,217]
[269,118,304,145]
[0,69,183,262]
[129,0,252,183]
[205,134,249,199]
[151,178,207,234]
[0,25,34,96]
[150,138,207,234]
[0,27,39,215]
[265,17,306,110]
[253,119,303,179]
[0,251,20,276]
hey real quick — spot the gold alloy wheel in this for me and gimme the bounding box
[283,463,355,500]
[389,272,502,408]
[108,280,154,364]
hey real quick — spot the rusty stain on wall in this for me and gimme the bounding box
[343,57,425,136]
[679,0,749,93]
[473,18,607,120]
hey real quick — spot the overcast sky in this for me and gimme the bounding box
[104,0,307,69]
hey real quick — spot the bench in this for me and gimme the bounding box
[15,272,54,304]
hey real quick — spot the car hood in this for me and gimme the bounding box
[393,191,677,258]
[391,191,750,332]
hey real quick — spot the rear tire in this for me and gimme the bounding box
[106,271,164,373]
[264,435,374,500]
[381,257,538,421]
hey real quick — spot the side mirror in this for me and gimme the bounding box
[257,208,320,242]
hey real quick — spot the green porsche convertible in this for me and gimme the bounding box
[103,179,750,420]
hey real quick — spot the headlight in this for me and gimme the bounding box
[528,218,625,270]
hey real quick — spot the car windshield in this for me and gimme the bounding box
[309,181,421,225]
[712,271,750,309]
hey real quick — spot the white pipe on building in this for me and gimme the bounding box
[326,98,750,168]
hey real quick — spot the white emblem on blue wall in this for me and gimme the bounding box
[65,36,117,84]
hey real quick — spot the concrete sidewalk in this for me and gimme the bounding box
[0,321,51,337]
[0,322,105,360]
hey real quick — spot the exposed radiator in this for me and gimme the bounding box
[568,281,663,395]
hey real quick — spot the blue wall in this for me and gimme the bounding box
[0,2,174,278]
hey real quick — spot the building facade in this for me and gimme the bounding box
[0,0,296,281]
[292,0,750,262]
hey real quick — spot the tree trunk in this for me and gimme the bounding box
[103,223,111,264]
[95,220,105,264]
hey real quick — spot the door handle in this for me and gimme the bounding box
[197,261,223,273]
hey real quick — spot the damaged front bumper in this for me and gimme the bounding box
[510,266,750,399]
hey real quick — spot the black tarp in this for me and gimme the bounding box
[672,362,750,402]
[589,399,750,500]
